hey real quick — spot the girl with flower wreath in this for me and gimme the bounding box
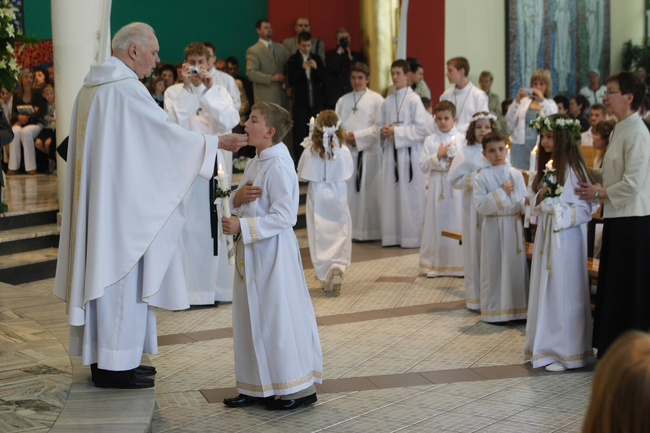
[448,111,497,311]
[297,110,353,292]
[524,113,598,372]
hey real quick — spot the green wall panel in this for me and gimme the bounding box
[24,0,268,67]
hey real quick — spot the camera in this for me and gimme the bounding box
[523,88,533,97]
[190,66,200,76]
[339,37,349,49]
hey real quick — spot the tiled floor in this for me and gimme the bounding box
[0,173,595,433]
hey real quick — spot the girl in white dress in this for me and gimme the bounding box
[298,110,354,292]
[524,113,597,372]
[448,112,499,311]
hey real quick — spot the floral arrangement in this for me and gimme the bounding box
[528,115,582,141]
[233,156,250,172]
[0,1,38,91]
[541,159,564,199]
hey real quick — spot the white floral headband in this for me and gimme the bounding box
[470,113,497,123]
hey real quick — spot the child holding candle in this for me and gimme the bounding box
[419,101,464,277]
[473,131,529,323]
[524,113,596,372]
[448,112,498,310]
[221,102,322,410]
[297,110,353,292]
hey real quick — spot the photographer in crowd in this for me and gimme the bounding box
[323,28,362,109]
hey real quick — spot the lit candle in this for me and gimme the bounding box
[529,144,538,173]
[217,163,225,178]
[308,116,315,137]
[524,144,539,228]
[545,159,554,172]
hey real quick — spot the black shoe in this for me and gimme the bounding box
[223,394,271,408]
[265,393,317,410]
[93,371,155,389]
[133,365,157,376]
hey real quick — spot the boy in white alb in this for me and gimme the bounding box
[221,102,322,410]
[473,132,529,323]
[419,101,464,277]
[377,59,430,248]
[440,57,489,136]
[335,62,384,241]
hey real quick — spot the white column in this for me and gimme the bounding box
[51,0,111,219]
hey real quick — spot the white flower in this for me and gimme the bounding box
[555,185,564,194]
[8,57,17,71]
[5,42,12,54]
[6,23,14,38]
[0,59,6,69]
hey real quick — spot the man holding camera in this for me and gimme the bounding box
[164,42,240,308]
[323,28,362,110]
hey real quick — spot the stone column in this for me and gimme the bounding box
[51,0,111,219]
[359,0,399,94]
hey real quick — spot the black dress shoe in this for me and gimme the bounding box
[133,365,157,376]
[93,372,155,389]
[265,393,317,410]
[223,394,271,408]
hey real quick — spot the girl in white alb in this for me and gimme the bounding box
[448,112,498,310]
[298,110,354,292]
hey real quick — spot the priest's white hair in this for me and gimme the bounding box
[112,22,155,52]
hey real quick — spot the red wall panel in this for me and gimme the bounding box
[268,0,360,54]
[407,0,445,101]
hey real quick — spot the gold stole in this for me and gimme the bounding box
[65,84,100,314]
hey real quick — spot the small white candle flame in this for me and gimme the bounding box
[309,117,315,125]
[217,163,225,177]
[545,159,554,171]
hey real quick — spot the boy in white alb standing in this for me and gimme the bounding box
[335,62,384,241]
[440,57,489,136]
[376,59,429,248]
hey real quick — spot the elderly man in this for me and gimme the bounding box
[53,23,247,389]
[579,69,607,105]
[246,19,289,109]
[282,17,325,63]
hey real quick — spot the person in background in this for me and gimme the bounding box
[554,94,570,114]
[580,69,606,105]
[34,83,56,171]
[440,57,488,135]
[581,103,606,146]
[386,60,431,99]
[226,56,254,109]
[282,17,325,63]
[204,42,241,113]
[323,28,362,110]
[1,86,12,166]
[156,62,178,88]
[569,94,591,132]
[499,98,512,134]
[479,71,502,124]
[149,75,165,108]
[174,62,184,83]
[7,69,40,175]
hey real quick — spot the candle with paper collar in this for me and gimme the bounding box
[215,163,235,266]
[524,144,538,228]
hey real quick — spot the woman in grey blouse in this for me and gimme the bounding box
[575,71,650,357]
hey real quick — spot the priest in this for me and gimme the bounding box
[165,42,239,306]
[53,23,247,389]
[335,62,384,241]
[376,59,429,248]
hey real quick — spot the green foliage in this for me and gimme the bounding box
[621,40,650,84]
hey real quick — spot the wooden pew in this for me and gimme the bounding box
[441,230,599,278]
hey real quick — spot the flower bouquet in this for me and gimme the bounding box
[0,1,38,92]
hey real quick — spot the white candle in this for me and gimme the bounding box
[545,159,554,171]
[217,163,225,178]
[214,168,235,266]
[529,144,538,173]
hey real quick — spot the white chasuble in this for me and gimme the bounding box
[377,87,429,248]
[165,83,239,303]
[230,143,322,397]
[440,82,489,136]
[448,144,485,310]
[418,128,464,276]
[53,57,219,370]
[335,89,384,240]
[298,141,354,283]
[524,169,596,369]
[473,162,529,322]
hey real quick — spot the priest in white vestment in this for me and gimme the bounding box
[52,23,247,388]
[377,60,429,248]
[335,62,384,241]
[222,102,321,410]
[440,58,489,136]
[165,42,240,305]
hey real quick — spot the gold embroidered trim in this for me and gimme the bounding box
[570,207,576,228]
[247,218,258,243]
[236,370,322,393]
[526,350,594,362]
[419,263,464,271]
[466,173,472,188]
[492,190,504,210]
[465,297,480,304]
[481,307,528,316]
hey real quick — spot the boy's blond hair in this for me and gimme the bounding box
[251,102,293,144]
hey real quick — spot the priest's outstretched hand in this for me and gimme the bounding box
[218,134,248,153]
[222,216,241,235]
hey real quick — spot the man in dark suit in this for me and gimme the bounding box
[323,28,362,110]
[287,32,325,163]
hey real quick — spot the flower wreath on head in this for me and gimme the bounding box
[319,118,342,159]
[469,113,497,123]
[528,115,582,141]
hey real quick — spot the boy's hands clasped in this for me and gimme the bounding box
[222,181,262,235]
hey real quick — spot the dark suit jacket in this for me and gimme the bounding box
[287,51,325,109]
[323,49,362,108]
